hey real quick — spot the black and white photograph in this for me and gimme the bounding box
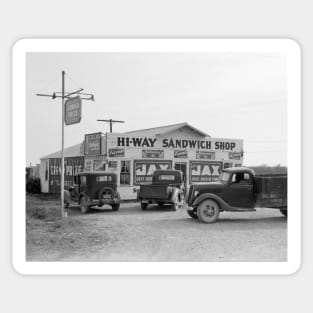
[13,39,300,274]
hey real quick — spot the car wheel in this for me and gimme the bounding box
[197,199,220,223]
[111,203,120,211]
[141,202,148,210]
[280,209,287,217]
[187,210,198,219]
[80,196,90,214]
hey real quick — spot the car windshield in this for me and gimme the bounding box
[219,171,231,182]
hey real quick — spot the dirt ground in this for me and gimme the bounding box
[26,194,287,262]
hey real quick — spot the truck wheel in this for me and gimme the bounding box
[187,210,198,219]
[197,199,220,223]
[80,196,90,214]
[141,202,148,210]
[111,203,120,211]
[280,209,287,217]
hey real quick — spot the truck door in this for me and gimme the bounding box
[227,172,255,208]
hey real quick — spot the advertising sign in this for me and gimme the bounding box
[49,157,84,193]
[84,132,102,155]
[174,150,188,158]
[65,96,82,125]
[134,160,172,185]
[84,159,93,171]
[196,150,215,160]
[108,133,242,152]
[229,152,242,160]
[109,148,125,157]
[190,161,222,183]
[142,150,164,159]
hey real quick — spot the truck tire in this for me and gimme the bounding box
[111,203,120,211]
[141,202,148,210]
[197,199,220,223]
[280,209,287,217]
[80,195,90,214]
[187,210,198,219]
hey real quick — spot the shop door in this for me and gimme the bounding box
[174,162,187,186]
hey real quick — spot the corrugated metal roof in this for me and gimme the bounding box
[41,143,83,159]
[124,122,209,137]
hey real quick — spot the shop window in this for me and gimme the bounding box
[120,160,130,185]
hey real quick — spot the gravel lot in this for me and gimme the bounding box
[26,195,287,262]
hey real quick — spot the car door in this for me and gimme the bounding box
[227,172,255,208]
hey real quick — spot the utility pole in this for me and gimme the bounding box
[37,71,95,219]
[97,119,125,133]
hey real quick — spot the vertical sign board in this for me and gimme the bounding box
[134,160,172,185]
[65,96,82,125]
[190,161,223,183]
[84,132,102,155]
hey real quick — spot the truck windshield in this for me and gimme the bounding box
[219,172,231,182]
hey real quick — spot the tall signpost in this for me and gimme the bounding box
[97,119,124,133]
[37,71,94,219]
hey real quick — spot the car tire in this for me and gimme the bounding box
[141,202,148,210]
[187,210,198,219]
[111,203,120,211]
[197,199,220,223]
[280,209,287,217]
[80,195,90,214]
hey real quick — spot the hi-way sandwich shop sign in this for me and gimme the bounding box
[107,134,242,152]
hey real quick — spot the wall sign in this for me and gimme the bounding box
[84,159,94,171]
[112,134,241,151]
[190,161,222,183]
[134,160,172,185]
[142,150,164,159]
[109,148,125,157]
[196,150,215,160]
[229,152,242,160]
[84,132,102,155]
[174,150,188,158]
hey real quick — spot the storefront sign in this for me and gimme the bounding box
[113,135,240,151]
[229,152,242,160]
[142,150,164,159]
[174,150,188,158]
[190,161,222,183]
[134,160,172,184]
[65,96,82,125]
[109,148,125,157]
[196,151,215,160]
[84,132,102,155]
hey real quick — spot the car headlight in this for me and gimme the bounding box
[194,191,199,198]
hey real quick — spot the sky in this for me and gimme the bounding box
[26,52,287,166]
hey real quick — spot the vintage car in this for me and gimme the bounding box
[70,172,121,213]
[138,170,185,210]
[186,167,287,223]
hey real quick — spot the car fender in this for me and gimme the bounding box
[192,193,238,212]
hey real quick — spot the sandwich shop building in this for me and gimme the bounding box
[40,123,243,200]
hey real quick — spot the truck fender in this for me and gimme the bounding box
[192,193,236,212]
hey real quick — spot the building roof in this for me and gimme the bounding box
[124,122,209,137]
[41,143,83,159]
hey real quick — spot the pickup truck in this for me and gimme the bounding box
[138,170,184,210]
[186,167,287,223]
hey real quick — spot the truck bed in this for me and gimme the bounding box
[255,175,287,208]
[139,184,169,200]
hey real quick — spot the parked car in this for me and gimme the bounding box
[69,172,120,213]
[138,170,185,210]
[186,167,287,223]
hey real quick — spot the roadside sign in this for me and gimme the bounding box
[65,96,82,125]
